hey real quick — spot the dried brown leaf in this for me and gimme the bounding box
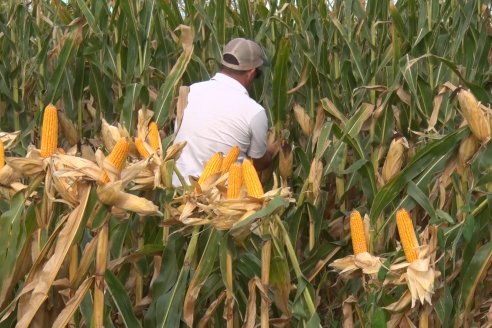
[52,277,94,328]
[16,183,91,328]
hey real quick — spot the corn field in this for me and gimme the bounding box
[0,0,491,327]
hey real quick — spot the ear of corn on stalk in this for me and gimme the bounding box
[198,152,223,186]
[382,136,407,183]
[135,137,151,159]
[40,104,59,158]
[226,163,242,199]
[396,209,419,263]
[279,141,293,184]
[456,89,490,142]
[148,122,160,151]
[242,158,264,197]
[349,210,368,255]
[293,103,313,136]
[457,134,478,175]
[101,138,130,183]
[221,146,240,174]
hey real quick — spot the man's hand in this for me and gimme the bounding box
[253,140,280,171]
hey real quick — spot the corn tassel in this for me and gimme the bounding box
[227,163,242,199]
[197,152,223,186]
[349,210,368,255]
[396,209,419,263]
[101,138,130,183]
[148,122,160,151]
[40,104,58,158]
[135,137,151,159]
[221,146,240,174]
[242,158,264,198]
[0,139,4,169]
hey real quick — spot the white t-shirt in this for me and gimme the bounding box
[172,73,268,186]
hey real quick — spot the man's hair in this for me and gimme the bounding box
[220,64,250,77]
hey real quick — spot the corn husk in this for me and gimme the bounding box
[457,134,479,175]
[136,108,155,141]
[97,181,162,216]
[293,103,313,136]
[330,252,383,276]
[456,88,491,142]
[58,111,79,146]
[387,226,439,308]
[100,118,122,151]
[279,141,293,185]
[382,136,408,184]
[308,159,323,202]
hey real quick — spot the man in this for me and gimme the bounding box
[172,38,277,186]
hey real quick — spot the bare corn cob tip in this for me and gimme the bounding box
[101,138,130,183]
[227,163,243,199]
[197,152,223,186]
[148,122,160,151]
[40,104,59,158]
[0,139,4,169]
[221,146,240,174]
[135,137,151,159]
[242,158,264,198]
[349,210,368,255]
[395,209,419,263]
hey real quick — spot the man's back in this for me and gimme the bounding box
[173,72,268,185]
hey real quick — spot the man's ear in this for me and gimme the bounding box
[247,68,256,80]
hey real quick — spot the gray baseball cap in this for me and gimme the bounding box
[222,38,268,71]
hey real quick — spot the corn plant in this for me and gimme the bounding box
[0,0,491,327]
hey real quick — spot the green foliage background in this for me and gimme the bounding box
[0,0,491,327]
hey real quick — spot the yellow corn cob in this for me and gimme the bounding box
[242,158,264,198]
[457,89,491,142]
[101,138,130,183]
[148,122,160,151]
[349,210,368,255]
[135,137,151,159]
[0,139,4,169]
[40,104,58,158]
[197,152,223,186]
[221,146,240,174]
[396,209,419,263]
[227,163,242,199]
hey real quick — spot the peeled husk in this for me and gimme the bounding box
[330,252,384,276]
[174,173,293,237]
[386,226,439,308]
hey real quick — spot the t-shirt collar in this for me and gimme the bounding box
[211,72,248,95]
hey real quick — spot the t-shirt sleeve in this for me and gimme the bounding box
[247,110,268,158]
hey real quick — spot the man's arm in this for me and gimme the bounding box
[252,141,279,171]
